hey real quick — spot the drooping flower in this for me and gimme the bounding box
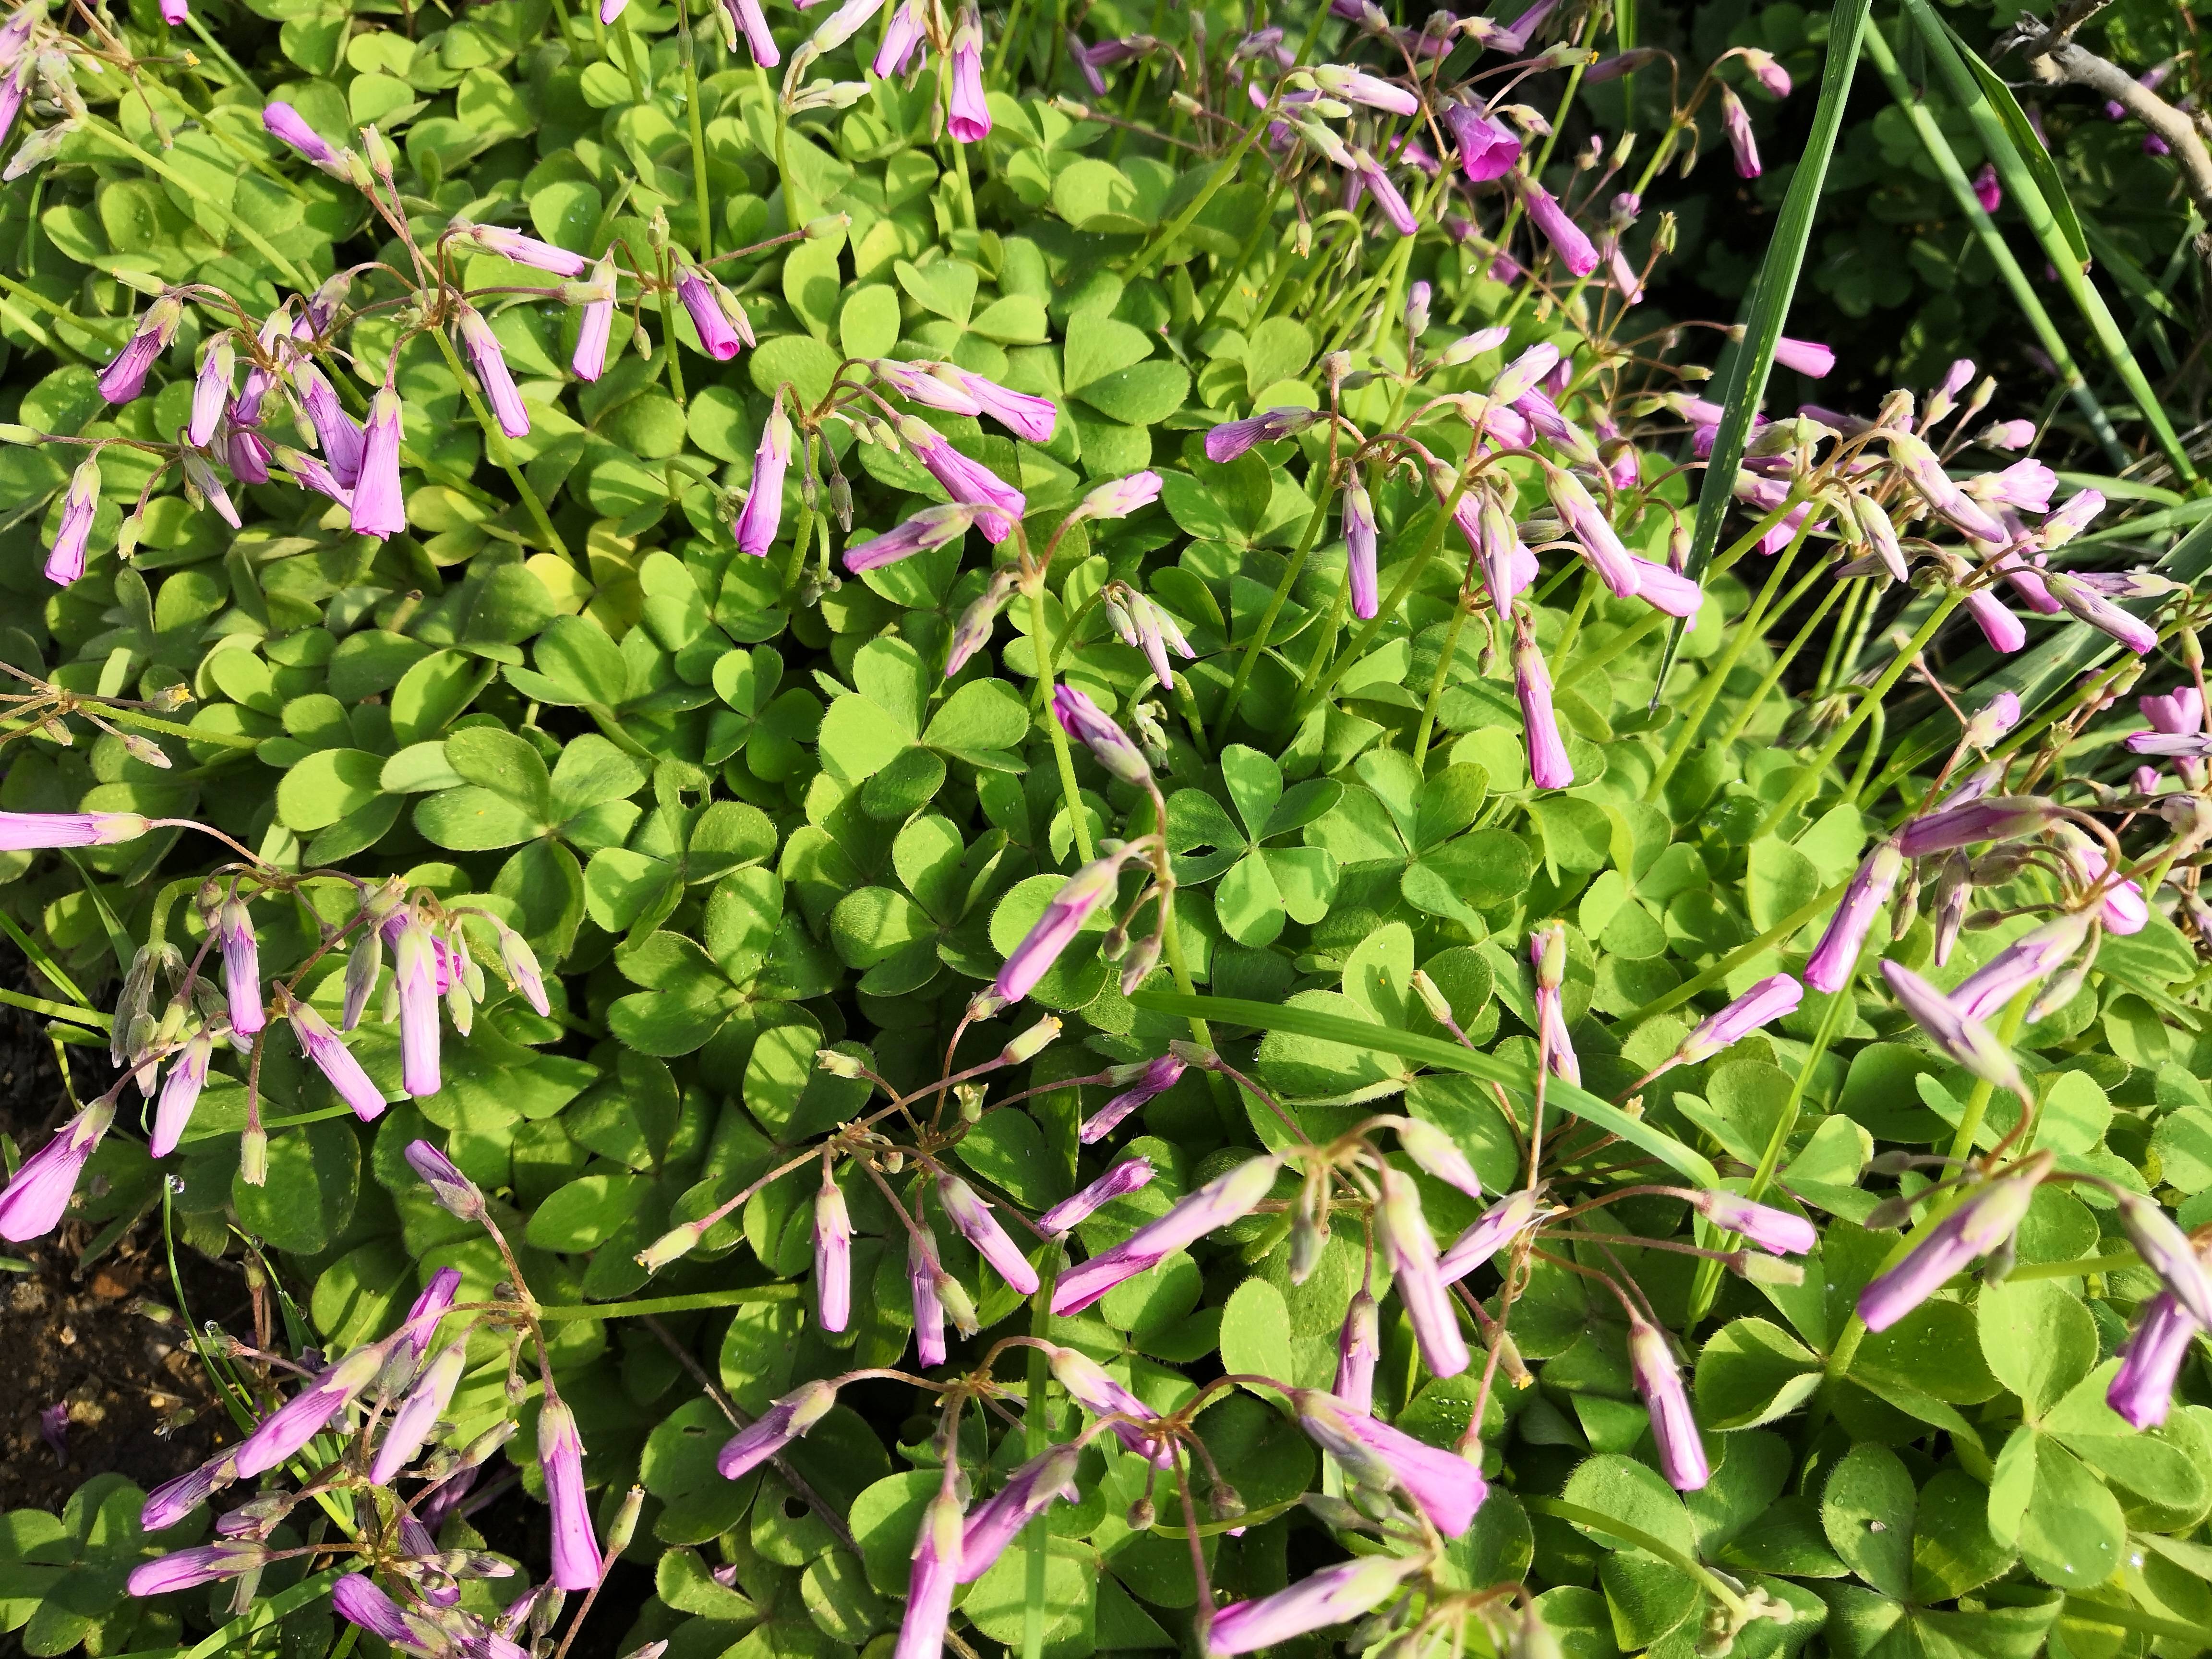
[1803,839,1904,993]
[993,845,1136,1006]
[0,1100,117,1242]
[875,0,925,75]
[371,1337,467,1485]
[1857,1157,2047,1331]
[1772,336,1834,378]
[406,1138,486,1221]
[1333,1289,1380,1412]
[1042,1343,1168,1462]
[539,1399,602,1591]
[402,1266,462,1360]
[349,385,406,540]
[1443,94,1521,180]
[293,364,365,487]
[1880,960,2026,1094]
[2038,487,2105,549]
[2108,1292,2199,1429]
[1350,148,1418,236]
[1972,162,2002,213]
[815,1176,852,1332]
[1964,588,2025,655]
[957,1445,1080,1582]
[1678,974,1802,1064]
[2045,571,2159,656]
[1397,1118,1484,1199]
[938,1173,1041,1295]
[2112,1190,2212,1331]
[1343,480,1378,619]
[1737,46,1791,98]
[450,217,590,278]
[1948,909,2093,1023]
[1686,1189,1816,1256]
[150,1031,213,1158]
[284,992,388,1120]
[393,915,442,1099]
[45,454,99,587]
[572,256,617,381]
[1082,1054,1185,1142]
[1054,1155,1281,1315]
[1205,1554,1425,1657]
[909,1226,950,1368]
[1037,1158,1154,1235]
[332,1574,440,1654]
[1070,470,1163,524]
[2052,823,2146,935]
[1516,177,1599,276]
[1540,461,1639,598]
[1069,33,1147,95]
[735,394,792,556]
[1052,685,1152,786]
[189,338,234,447]
[234,1342,388,1477]
[98,295,184,406]
[718,1379,839,1479]
[1627,1312,1708,1490]
[896,414,1025,542]
[1440,1188,1547,1284]
[0,811,150,852]
[1205,407,1319,462]
[263,101,337,166]
[894,1487,964,1659]
[1513,613,1573,791]
[676,261,750,361]
[843,504,980,572]
[1719,86,1760,178]
[1290,1388,1487,1536]
[456,306,529,439]
[1528,920,1578,1087]
[128,1541,268,1599]
[1375,1166,1468,1379]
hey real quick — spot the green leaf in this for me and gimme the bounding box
[1820,1444,1915,1599]
[1694,1317,1823,1431]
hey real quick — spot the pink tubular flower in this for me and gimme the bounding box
[1896,795,2057,859]
[1205,406,1319,462]
[371,1337,466,1484]
[332,1574,437,1652]
[1982,419,2035,451]
[1053,1155,1281,1316]
[1965,458,2056,514]
[897,414,1025,542]
[234,1342,387,1477]
[1948,909,2093,1023]
[189,340,233,447]
[994,846,1134,1006]
[403,1266,462,1360]
[1627,1312,1708,1490]
[451,217,590,278]
[294,364,365,487]
[393,917,442,1098]
[2143,687,2205,735]
[571,256,616,381]
[1803,839,1904,993]
[676,263,748,361]
[937,1173,1040,1295]
[2052,823,2146,935]
[99,295,183,406]
[1439,1188,1546,1284]
[1334,1289,1380,1412]
[957,1445,1079,1582]
[718,1379,838,1479]
[1344,481,1379,619]
[875,0,925,75]
[1443,95,1521,181]
[1529,920,1579,1086]
[1879,960,2025,1094]
[1044,1343,1169,1463]
[1351,149,1418,236]
[1290,1389,1487,1536]
[1037,1157,1154,1235]
[1206,1555,1424,1657]
[1962,689,2021,748]
[150,1031,212,1158]
[457,307,528,439]
[1679,974,1802,1064]
[909,1227,948,1368]
[735,395,792,556]
[1964,588,2025,654]
[1513,616,1573,792]
[1541,461,1638,598]
[2039,487,2105,548]
[947,9,990,142]
[1310,63,1419,115]
[539,1400,601,1591]
[2045,571,2158,655]
[1069,34,1145,95]
[1397,1118,1483,1199]
[349,385,406,539]
[1518,177,1599,276]
[1773,336,1834,378]
[1053,684,1151,785]
[1859,1160,2046,1331]
[1083,1054,1185,1142]
[895,1488,964,1659]
[0,810,149,852]
[1738,47,1791,98]
[285,994,388,1120]
[129,1542,267,1598]
[263,101,336,166]
[1071,470,1163,523]
[721,0,779,62]
[406,1139,485,1221]
[1972,162,2002,213]
[843,504,980,572]
[1623,558,1701,621]
[949,367,1056,443]
[1687,1189,1816,1255]
[1719,86,1760,178]
[2108,1293,2199,1429]
[815,1176,852,1332]
[45,455,99,587]
[0,1100,116,1243]
[2114,1190,2212,1331]
[1375,1166,1468,1378]
[141,1459,232,1531]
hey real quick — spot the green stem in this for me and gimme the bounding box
[1028,585,1094,863]
[676,0,715,260]
[1521,1499,1747,1614]
[537,1286,799,1322]
[1411,599,1477,769]
[1624,877,1852,1023]
[427,329,572,563]
[1125,112,1271,282]
[1711,568,1843,750]
[614,7,648,102]
[1195,175,1289,335]
[1217,483,1333,738]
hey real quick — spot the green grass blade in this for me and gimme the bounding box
[1863,25,2129,470]
[1649,0,1875,705]
[1899,0,2197,484]
[1954,40,2088,264]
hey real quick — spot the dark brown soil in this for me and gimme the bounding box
[0,953,242,1516]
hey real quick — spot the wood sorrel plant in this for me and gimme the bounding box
[3,0,2212,1656]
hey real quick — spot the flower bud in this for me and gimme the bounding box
[999,1015,1062,1065]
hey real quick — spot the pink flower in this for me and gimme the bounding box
[897,415,1025,542]
[1972,162,2002,213]
[150,1032,212,1158]
[45,455,99,587]
[875,0,925,74]
[1513,615,1573,790]
[816,1177,852,1331]
[1082,1054,1184,1142]
[349,385,406,539]
[0,1100,116,1242]
[937,1173,1040,1295]
[676,262,750,360]
[1054,1155,1281,1315]
[1803,839,1903,993]
[1290,1388,1487,1535]
[285,993,388,1120]
[1333,1290,1380,1411]
[457,306,529,439]
[957,1445,1079,1582]
[1772,336,1833,378]
[1036,1157,1154,1234]
[735,396,792,556]
[263,101,336,166]
[1443,95,1522,180]
[1375,1166,1467,1378]
[0,811,149,852]
[1205,1556,1423,1657]
[947,9,990,142]
[1678,974,1802,1064]
[234,1342,387,1477]
[371,1338,466,1484]
[843,504,979,572]
[1516,177,1598,276]
[1719,86,1760,178]
[393,916,442,1098]
[1627,1312,1707,1490]
[894,1488,964,1659]
[1858,1162,2044,1331]
[718,1379,839,1479]
[449,217,591,278]
[539,1399,602,1590]
[572,257,616,381]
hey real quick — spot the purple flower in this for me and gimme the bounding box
[1891,432,2008,544]
[947,368,1056,443]
[1529,921,1579,1085]
[894,1488,964,1659]
[1440,1188,1546,1284]
[1205,1555,1423,1657]
[1349,149,1418,236]
[1397,1118,1483,1199]
[1972,162,2002,213]
[718,1379,838,1480]
[1719,86,1761,178]
[263,101,336,166]
[1052,685,1151,786]
[947,9,990,142]
[735,397,792,557]
[937,1173,1040,1295]
[2045,571,2158,655]
[875,0,925,75]
[1964,589,2025,655]
[1983,419,2035,451]
[1679,974,1802,1064]
[39,1400,67,1467]
[129,1542,267,1598]
[1772,336,1833,378]
[2053,824,2146,935]
[1498,0,1559,49]
[161,0,192,22]
[2039,487,2105,548]
[1627,1313,1707,1490]
[1038,1158,1154,1234]
[816,1176,852,1332]
[909,1227,948,1368]
[235,1342,387,1478]
[1069,33,1145,94]
[1071,470,1163,523]
[45,454,99,587]
[1376,1166,1468,1379]
[456,306,528,439]
[1205,407,1318,462]
[0,1100,115,1242]
[1290,1388,1487,1536]
[2109,1293,2199,1429]
[332,1575,436,1652]
[189,339,234,447]
[0,810,149,852]
[2113,1190,2212,1331]
[1948,909,2092,1023]
[1803,840,1904,993]
[1443,95,1521,181]
[1541,462,1638,599]
[1310,64,1418,115]
[99,295,183,406]
[676,263,748,361]
[1738,47,1791,98]
[843,504,979,572]
[292,365,365,487]
[392,917,442,1099]
[150,1031,213,1158]
[403,1266,462,1359]
[1880,960,2026,1094]
[349,385,406,540]
[1054,1155,1281,1315]
[1333,1289,1380,1412]
[539,1399,602,1590]
[1517,178,1599,276]
[227,426,273,487]
[286,994,388,1121]
[2143,688,2205,735]
[451,217,590,278]
[1897,796,2058,859]
[957,1445,1079,1582]
[1513,618,1573,791]
[1858,1161,2046,1331]
[405,1138,485,1220]
[141,1459,232,1531]
[1688,1189,1816,1255]
[1621,557,1701,621]
[371,1337,466,1485]
[1044,1343,1170,1463]
[571,266,617,383]
[1083,1055,1184,1142]
[898,415,1025,542]
[994,844,1136,1006]
[1962,690,2021,749]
